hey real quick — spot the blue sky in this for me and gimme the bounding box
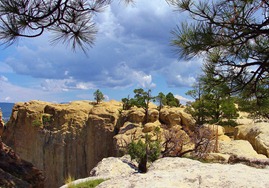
[0,0,203,104]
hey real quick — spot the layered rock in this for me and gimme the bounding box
[2,100,121,188]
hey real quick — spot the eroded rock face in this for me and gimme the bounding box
[2,100,121,188]
[2,100,199,188]
[0,141,44,188]
[159,107,195,129]
[234,123,269,157]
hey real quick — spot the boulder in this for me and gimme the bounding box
[159,107,182,127]
[218,135,231,142]
[126,107,145,123]
[142,122,161,133]
[234,123,269,157]
[201,124,225,136]
[219,140,267,160]
[148,109,159,122]
[89,156,136,177]
[159,107,195,129]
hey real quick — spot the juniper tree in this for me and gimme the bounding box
[93,89,104,104]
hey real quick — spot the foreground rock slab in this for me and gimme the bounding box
[62,157,269,188]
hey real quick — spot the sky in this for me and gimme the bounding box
[0,0,203,104]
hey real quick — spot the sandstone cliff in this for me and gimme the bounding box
[3,100,269,188]
[2,100,196,187]
[2,100,121,188]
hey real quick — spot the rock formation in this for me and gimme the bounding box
[2,100,121,188]
[0,140,44,188]
[0,109,5,136]
[3,99,269,187]
[60,156,269,188]
[234,123,269,157]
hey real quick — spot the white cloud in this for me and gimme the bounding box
[175,95,193,104]
[41,79,96,92]
[0,78,59,102]
[0,75,8,82]
[0,0,203,103]
[161,59,203,87]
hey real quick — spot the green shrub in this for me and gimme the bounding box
[32,119,42,127]
[42,114,53,126]
[218,120,238,127]
[127,135,161,173]
[67,179,105,188]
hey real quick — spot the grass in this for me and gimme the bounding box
[67,178,106,188]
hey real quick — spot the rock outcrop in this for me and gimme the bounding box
[4,99,269,187]
[2,100,121,188]
[0,140,44,188]
[234,123,269,157]
[61,156,269,188]
[0,109,5,136]
[219,140,267,160]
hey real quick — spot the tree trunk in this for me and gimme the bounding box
[138,155,148,173]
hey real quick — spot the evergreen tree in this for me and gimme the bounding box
[133,89,155,124]
[156,92,167,111]
[0,0,133,51]
[169,0,269,103]
[93,89,105,104]
[127,134,161,173]
[186,71,238,125]
[166,92,180,107]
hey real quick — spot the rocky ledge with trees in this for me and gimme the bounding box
[1,91,269,187]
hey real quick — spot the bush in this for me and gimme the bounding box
[218,120,238,127]
[32,119,42,127]
[127,135,161,173]
[67,178,105,188]
[42,114,53,126]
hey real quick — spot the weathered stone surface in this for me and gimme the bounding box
[234,123,269,157]
[90,156,136,177]
[159,107,195,129]
[148,109,159,123]
[2,100,121,188]
[125,107,145,123]
[62,157,269,188]
[159,107,182,127]
[218,135,231,142]
[202,124,225,136]
[219,140,267,160]
[142,122,161,133]
[0,141,44,188]
[205,153,230,163]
